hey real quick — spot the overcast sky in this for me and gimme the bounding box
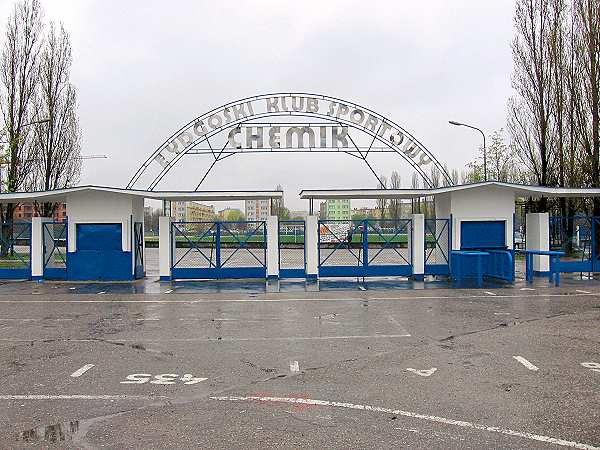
[0,0,515,210]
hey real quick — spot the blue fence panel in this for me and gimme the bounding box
[0,222,31,279]
[425,218,450,275]
[318,219,412,277]
[171,221,266,280]
[279,220,305,278]
[549,216,597,273]
[43,221,67,280]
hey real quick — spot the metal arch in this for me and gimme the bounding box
[147,112,437,191]
[128,93,453,190]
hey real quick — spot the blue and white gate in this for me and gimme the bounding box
[318,219,412,277]
[278,220,306,278]
[43,221,67,280]
[0,222,31,279]
[424,218,450,275]
[171,221,267,279]
[550,216,600,273]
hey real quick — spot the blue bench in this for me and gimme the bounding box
[518,249,565,286]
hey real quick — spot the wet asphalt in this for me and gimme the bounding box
[0,277,599,449]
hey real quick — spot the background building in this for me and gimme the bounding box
[170,201,215,222]
[324,199,351,220]
[218,207,244,221]
[13,202,67,222]
[245,199,271,221]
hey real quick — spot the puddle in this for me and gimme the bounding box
[18,420,79,443]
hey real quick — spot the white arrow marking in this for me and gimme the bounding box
[513,356,539,371]
[406,367,437,377]
[70,364,95,378]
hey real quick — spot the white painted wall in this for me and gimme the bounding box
[526,213,550,272]
[411,214,424,276]
[266,215,279,278]
[305,215,319,277]
[446,186,515,250]
[158,216,173,279]
[66,191,137,253]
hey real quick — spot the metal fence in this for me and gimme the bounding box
[171,221,266,279]
[43,221,67,279]
[549,216,599,272]
[0,222,31,278]
[279,220,305,277]
[424,218,450,275]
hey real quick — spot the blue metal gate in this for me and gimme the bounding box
[550,216,600,272]
[171,221,266,279]
[278,220,305,278]
[424,218,450,275]
[133,221,144,279]
[0,222,31,279]
[43,221,67,280]
[318,219,412,277]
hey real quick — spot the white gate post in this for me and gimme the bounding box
[410,214,425,280]
[31,217,46,280]
[526,213,550,274]
[305,215,319,279]
[266,215,279,279]
[159,216,173,281]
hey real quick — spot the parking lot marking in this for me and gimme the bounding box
[484,291,497,296]
[581,362,600,373]
[70,364,95,378]
[0,394,166,400]
[211,395,599,450]
[290,361,300,372]
[576,290,591,294]
[406,368,437,377]
[120,373,208,385]
[0,290,597,304]
[513,356,539,371]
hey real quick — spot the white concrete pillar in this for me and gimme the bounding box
[410,214,425,279]
[159,216,173,281]
[305,215,319,279]
[31,217,44,280]
[266,215,279,279]
[526,213,550,273]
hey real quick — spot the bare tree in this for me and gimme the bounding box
[376,175,387,219]
[0,0,43,221]
[387,171,401,223]
[33,22,81,216]
[508,0,556,209]
[410,172,420,214]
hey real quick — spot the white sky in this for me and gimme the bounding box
[0,0,515,210]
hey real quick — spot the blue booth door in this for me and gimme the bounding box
[67,223,133,281]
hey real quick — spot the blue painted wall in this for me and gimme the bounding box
[67,223,133,281]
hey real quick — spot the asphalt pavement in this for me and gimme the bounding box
[0,277,599,449]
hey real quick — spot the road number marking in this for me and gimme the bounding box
[289,361,300,372]
[70,364,95,378]
[581,362,600,373]
[406,368,437,377]
[513,356,539,371]
[120,373,207,385]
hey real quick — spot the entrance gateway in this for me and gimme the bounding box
[0,93,599,282]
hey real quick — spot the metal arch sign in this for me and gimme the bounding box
[127,93,453,190]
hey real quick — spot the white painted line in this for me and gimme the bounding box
[493,312,510,315]
[520,288,536,291]
[0,334,411,344]
[406,367,437,377]
[289,361,300,372]
[0,291,596,304]
[70,364,95,378]
[513,356,539,371]
[97,291,106,295]
[358,285,367,291]
[211,395,599,450]
[484,291,497,296]
[164,289,174,294]
[576,289,591,294]
[0,394,166,400]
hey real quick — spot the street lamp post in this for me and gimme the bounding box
[449,120,487,181]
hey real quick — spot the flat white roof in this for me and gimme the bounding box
[0,186,284,203]
[300,181,600,200]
